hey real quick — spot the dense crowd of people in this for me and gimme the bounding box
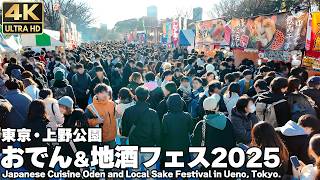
[0,41,320,179]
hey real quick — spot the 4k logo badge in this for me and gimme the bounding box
[2,2,44,34]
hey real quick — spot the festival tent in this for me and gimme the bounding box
[179,30,195,46]
[20,29,64,47]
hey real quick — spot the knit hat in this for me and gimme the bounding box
[307,76,320,85]
[54,69,65,81]
[58,96,74,109]
[203,94,220,111]
[206,64,215,73]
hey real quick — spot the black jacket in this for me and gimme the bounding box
[51,80,76,103]
[147,87,164,110]
[157,94,187,121]
[121,101,161,146]
[256,91,291,127]
[72,72,91,98]
[162,94,193,153]
[89,76,110,96]
[300,86,320,108]
[230,107,259,144]
[5,63,25,77]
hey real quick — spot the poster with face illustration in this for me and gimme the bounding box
[195,19,230,46]
[230,10,308,51]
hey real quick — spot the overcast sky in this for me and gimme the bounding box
[85,0,219,28]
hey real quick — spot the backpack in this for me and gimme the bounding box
[52,86,68,100]
[256,99,286,127]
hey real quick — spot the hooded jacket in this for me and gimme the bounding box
[192,113,235,163]
[230,107,259,144]
[162,94,193,153]
[276,121,312,167]
[256,91,291,127]
[51,80,76,103]
[300,86,320,109]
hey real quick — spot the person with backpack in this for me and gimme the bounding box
[51,69,76,103]
[256,77,291,127]
[5,57,25,77]
[72,63,92,110]
[85,83,117,148]
[192,94,235,165]
[286,77,317,122]
[39,88,64,130]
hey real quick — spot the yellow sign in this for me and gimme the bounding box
[2,2,44,34]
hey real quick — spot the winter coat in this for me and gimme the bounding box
[121,101,160,146]
[276,121,312,170]
[63,108,87,128]
[127,81,142,94]
[0,77,8,96]
[72,72,91,99]
[43,97,64,130]
[146,82,164,110]
[89,76,110,96]
[51,80,76,103]
[24,85,40,100]
[0,98,25,129]
[192,113,236,163]
[85,97,116,143]
[5,63,25,77]
[122,64,133,87]
[157,94,187,121]
[286,92,317,122]
[5,89,32,118]
[223,92,240,115]
[238,78,254,95]
[162,94,193,153]
[230,107,259,144]
[300,86,320,109]
[256,91,291,127]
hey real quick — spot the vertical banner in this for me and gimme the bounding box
[308,12,320,52]
[172,19,179,47]
[166,22,172,48]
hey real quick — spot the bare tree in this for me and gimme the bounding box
[44,0,95,32]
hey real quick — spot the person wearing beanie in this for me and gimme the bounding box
[89,66,110,97]
[58,96,86,128]
[192,94,235,167]
[162,93,193,169]
[51,69,76,103]
[300,76,320,108]
[238,69,254,95]
[157,82,187,121]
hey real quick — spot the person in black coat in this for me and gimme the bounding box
[5,57,25,77]
[157,82,187,121]
[89,66,110,97]
[71,64,91,109]
[122,59,135,87]
[300,76,320,108]
[162,93,193,155]
[121,86,161,147]
[145,72,164,110]
[256,77,291,127]
[111,63,123,99]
